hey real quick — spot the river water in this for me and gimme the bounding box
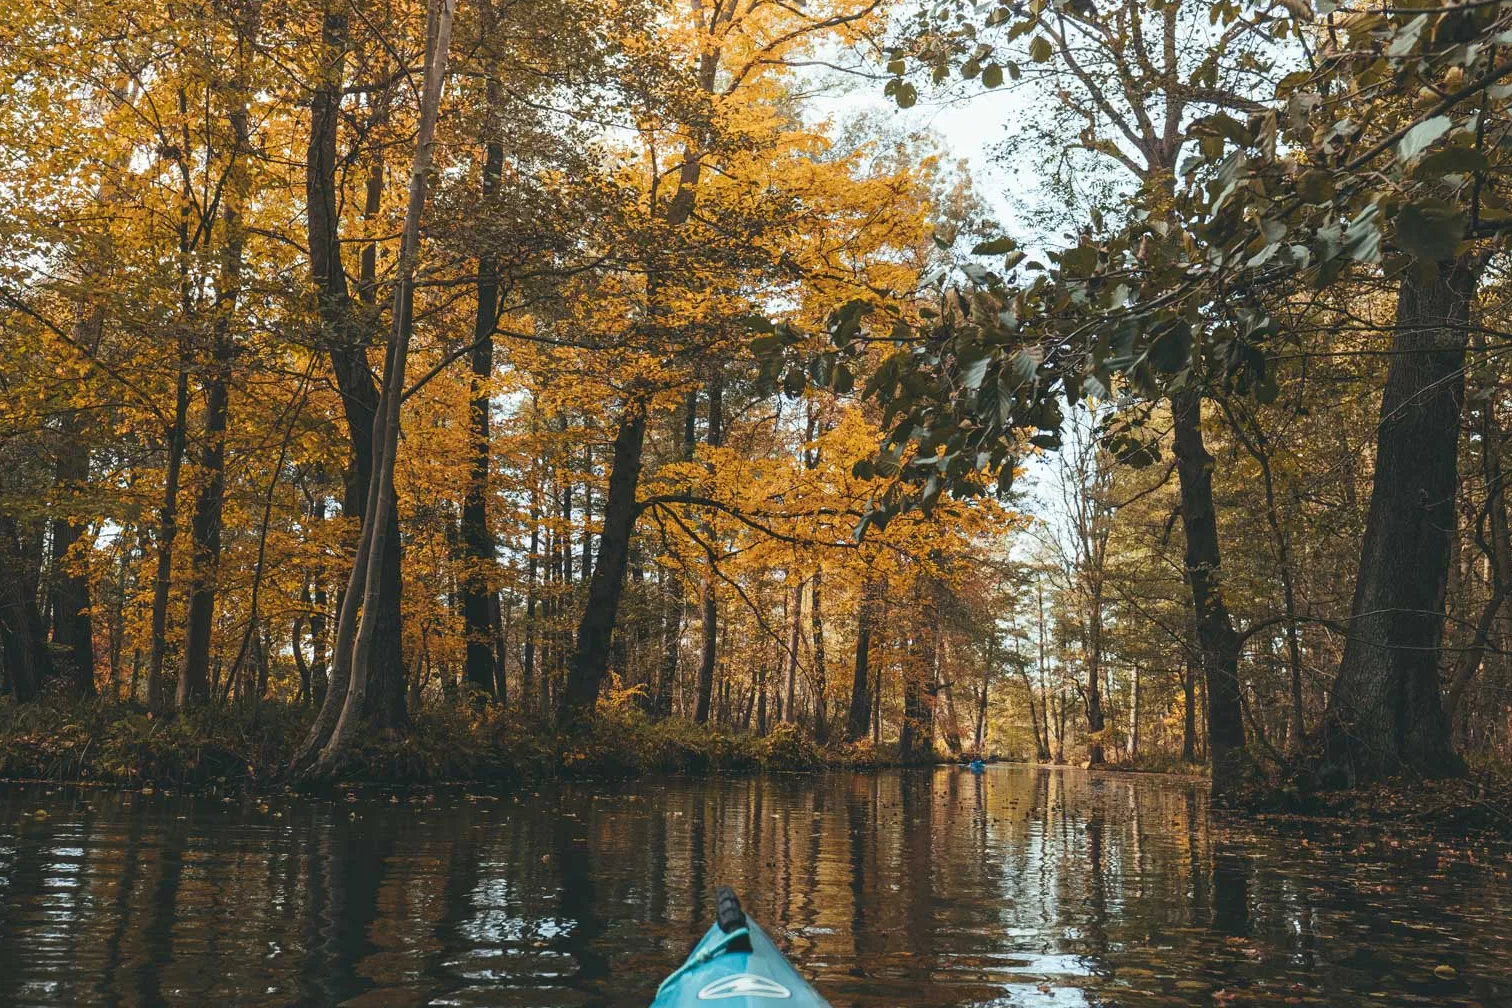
[0,767,1507,1007]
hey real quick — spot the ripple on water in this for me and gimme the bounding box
[0,768,1508,1007]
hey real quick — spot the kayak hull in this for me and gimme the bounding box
[650,916,831,1007]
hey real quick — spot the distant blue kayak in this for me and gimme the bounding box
[651,887,831,1006]
[968,759,986,773]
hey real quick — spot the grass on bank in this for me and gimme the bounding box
[0,696,912,789]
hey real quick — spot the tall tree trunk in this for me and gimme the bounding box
[1219,398,1306,752]
[180,336,232,709]
[459,76,503,697]
[693,583,717,723]
[845,577,876,742]
[693,376,722,724]
[559,400,648,726]
[523,471,539,711]
[654,391,696,721]
[146,361,191,715]
[754,658,768,735]
[1083,595,1105,765]
[309,0,454,776]
[1445,383,1510,719]
[182,71,251,708]
[654,573,683,721]
[1325,257,1476,782]
[1018,666,1050,762]
[49,413,96,695]
[1182,661,1198,764]
[296,9,409,768]
[810,568,828,742]
[974,663,989,754]
[899,581,934,761]
[782,579,802,723]
[1171,387,1245,797]
[0,517,53,701]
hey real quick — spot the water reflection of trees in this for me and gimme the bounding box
[0,772,1509,1006]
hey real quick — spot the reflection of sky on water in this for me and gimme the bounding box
[0,767,1508,1006]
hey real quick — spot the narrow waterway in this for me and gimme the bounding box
[0,766,1507,1006]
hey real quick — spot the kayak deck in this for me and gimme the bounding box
[651,888,831,1006]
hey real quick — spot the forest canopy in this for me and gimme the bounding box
[2,0,1511,804]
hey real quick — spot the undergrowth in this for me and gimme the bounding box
[0,696,934,789]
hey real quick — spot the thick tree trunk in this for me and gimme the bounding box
[296,8,408,768]
[559,400,647,726]
[845,577,875,742]
[1171,387,1245,797]
[49,416,96,695]
[459,110,503,697]
[311,0,455,777]
[1325,258,1476,782]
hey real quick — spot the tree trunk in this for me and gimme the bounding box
[1018,666,1050,761]
[1083,597,1105,765]
[693,582,717,723]
[1171,387,1245,797]
[559,400,648,726]
[782,579,802,724]
[845,577,876,742]
[694,377,721,724]
[1445,388,1510,718]
[810,568,828,742]
[182,20,254,709]
[1182,661,1198,763]
[307,0,454,776]
[49,415,96,695]
[0,517,53,701]
[180,343,231,709]
[523,473,539,711]
[1325,257,1476,782]
[296,8,408,767]
[146,360,191,715]
[1218,398,1306,752]
[899,581,935,761]
[654,575,683,721]
[754,659,768,735]
[974,669,989,754]
[459,86,503,697]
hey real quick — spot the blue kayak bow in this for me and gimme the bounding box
[651,888,831,1007]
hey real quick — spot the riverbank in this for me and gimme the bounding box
[0,697,926,790]
[1236,766,1512,838]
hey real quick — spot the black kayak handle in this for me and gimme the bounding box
[716,886,747,933]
